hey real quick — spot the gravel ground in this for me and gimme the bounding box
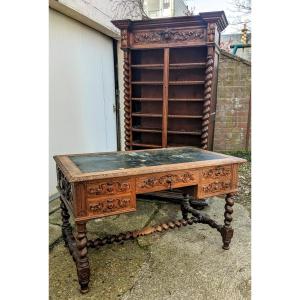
[236,162,251,215]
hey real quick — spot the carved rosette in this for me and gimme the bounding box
[202,181,231,193]
[57,166,73,205]
[123,50,131,150]
[202,167,231,179]
[138,173,194,189]
[200,54,214,149]
[89,197,131,214]
[88,182,131,196]
[133,28,205,44]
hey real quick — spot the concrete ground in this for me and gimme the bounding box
[49,194,251,300]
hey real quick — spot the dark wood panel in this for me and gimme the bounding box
[169,47,207,64]
[131,49,164,64]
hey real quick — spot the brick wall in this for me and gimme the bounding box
[213,50,251,151]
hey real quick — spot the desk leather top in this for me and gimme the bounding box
[69,147,224,173]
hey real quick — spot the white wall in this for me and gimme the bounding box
[49,9,117,196]
[53,0,119,35]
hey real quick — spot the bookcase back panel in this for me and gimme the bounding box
[169,85,203,99]
[167,134,201,147]
[169,47,207,64]
[132,132,162,145]
[131,49,163,65]
[139,118,162,130]
[132,69,163,82]
[133,102,162,114]
[132,86,163,98]
[168,102,203,116]
[168,118,202,131]
[169,69,205,82]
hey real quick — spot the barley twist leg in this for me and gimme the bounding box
[75,222,90,294]
[221,193,235,250]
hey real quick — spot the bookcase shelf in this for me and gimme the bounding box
[132,113,162,118]
[131,64,163,69]
[132,142,162,148]
[132,127,162,133]
[168,98,204,102]
[169,81,205,85]
[132,98,162,101]
[131,81,163,85]
[168,114,203,119]
[169,62,206,69]
[168,130,202,136]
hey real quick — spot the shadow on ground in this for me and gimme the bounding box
[49,195,251,300]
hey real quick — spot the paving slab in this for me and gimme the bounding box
[49,197,251,300]
[86,200,159,238]
[121,197,251,300]
[49,224,62,246]
[49,198,61,214]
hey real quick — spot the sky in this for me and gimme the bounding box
[185,0,251,34]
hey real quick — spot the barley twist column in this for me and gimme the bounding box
[200,55,214,149]
[60,198,72,247]
[221,193,235,250]
[75,222,90,294]
[123,49,131,150]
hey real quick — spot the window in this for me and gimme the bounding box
[163,0,170,9]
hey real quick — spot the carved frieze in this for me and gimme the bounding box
[133,28,206,45]
[89,197,131,214]
[202,167,231,179]
[57,166,73,205]
[138,172,195,189]
[202,181,231,193]
[87,181,131,196]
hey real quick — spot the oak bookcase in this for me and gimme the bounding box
[112,12,228,151]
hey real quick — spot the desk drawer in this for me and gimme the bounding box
[200,165,232,181]
[86,178,133,198]
[136,170,198,193]
[198,165,235,198]
[87,194,136,218]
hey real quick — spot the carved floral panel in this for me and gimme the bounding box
[133,28,206,45]
[201,166,232,179]
[202,181,231,194]
[56,166,73,205]
[87,181,132,196]
[137,172,196,192]
[88,196,133,215]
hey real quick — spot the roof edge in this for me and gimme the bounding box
[49,0,120,39]
[220,49,251,66]
[112,11,228,31]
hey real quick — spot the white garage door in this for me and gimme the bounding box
[49,9,117,196]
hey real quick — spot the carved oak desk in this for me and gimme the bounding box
[54,147,245,293]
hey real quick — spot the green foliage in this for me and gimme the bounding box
[220,150,251,162]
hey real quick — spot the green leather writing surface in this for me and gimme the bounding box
[70,147,224,173]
